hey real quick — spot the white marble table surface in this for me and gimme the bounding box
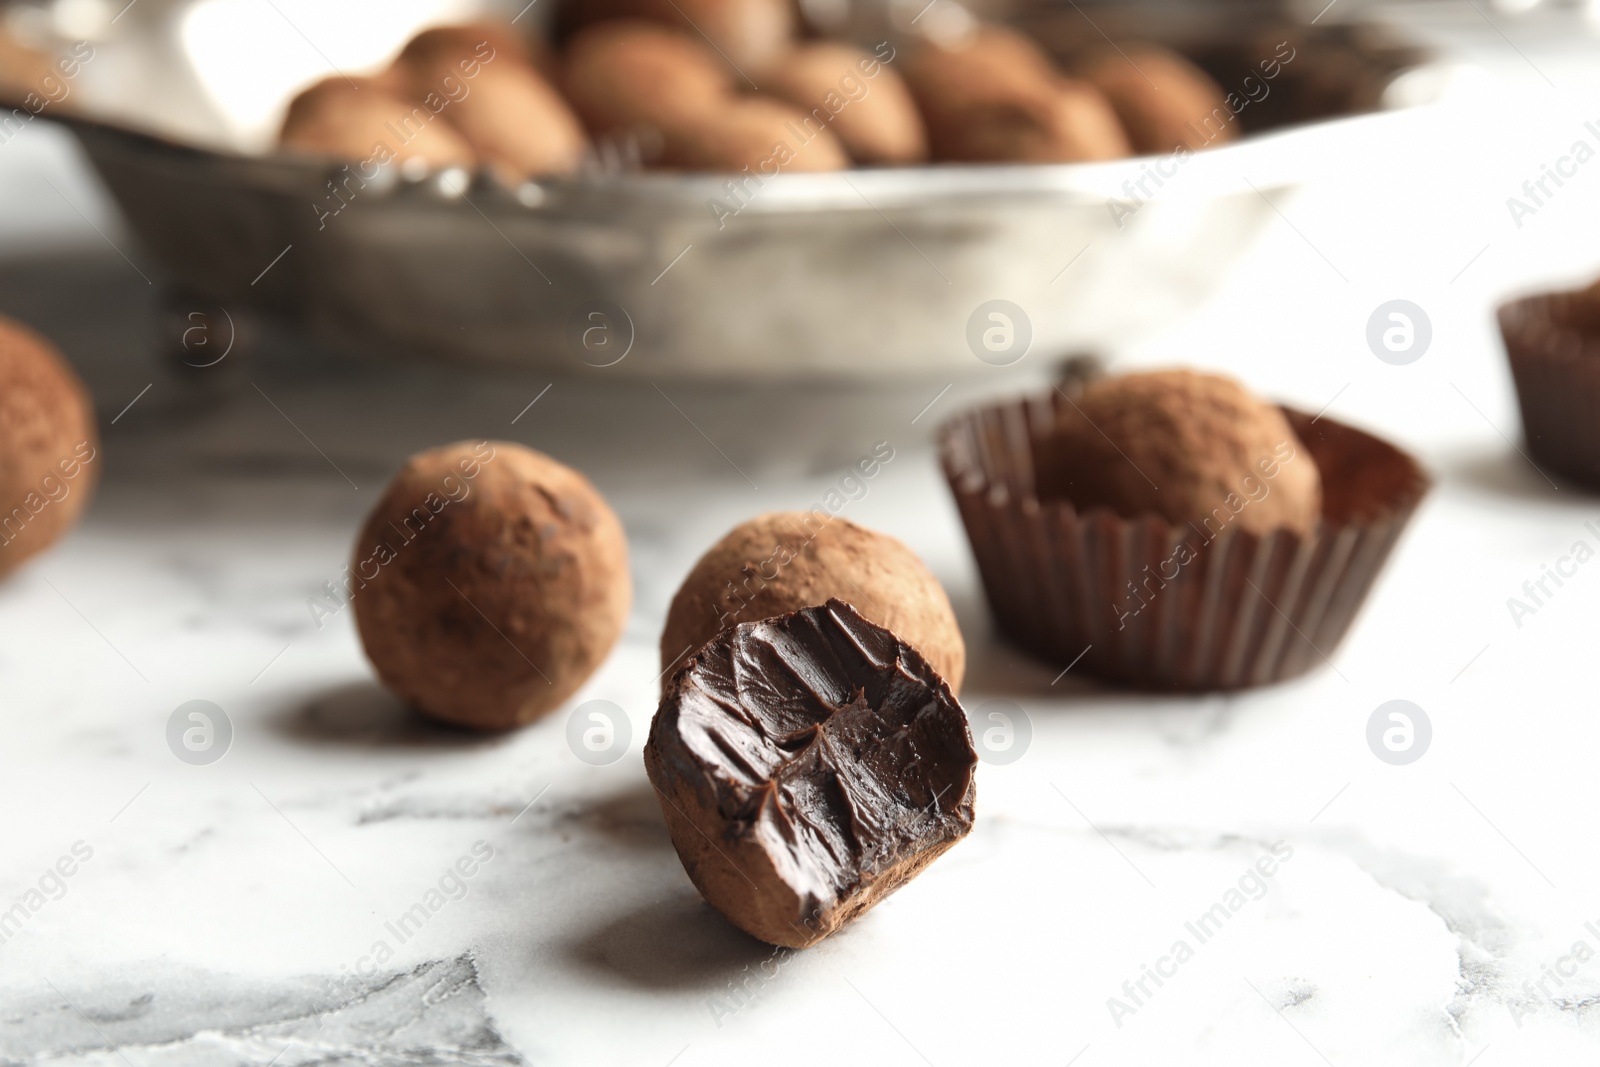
[8,25,1600,1066]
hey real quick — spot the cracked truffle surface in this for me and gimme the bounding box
[660,511,964,693]
[646,599,977,947]
[1032,369,1322,536]
[352,441,630,730]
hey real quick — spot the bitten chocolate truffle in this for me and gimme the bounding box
[352,441,630,730]
[646,599,978,947]
[660,512,964,692]
[0,317,98,580]
[1033,369,1322,536]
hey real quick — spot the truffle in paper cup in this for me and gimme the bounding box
[1499,286,1600,490]
[938,392,1429,691]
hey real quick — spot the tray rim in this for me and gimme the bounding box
[24,98,1397,218]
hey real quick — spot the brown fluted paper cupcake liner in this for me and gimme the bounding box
[1499,291,1600,490]
[938,394,1430,692]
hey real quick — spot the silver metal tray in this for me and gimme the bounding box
[20,7,1432,378]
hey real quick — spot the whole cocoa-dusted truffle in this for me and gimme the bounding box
[0,317,98,580]
[558,0,794,75]
[563,25,847,171]
[659,96,849,172]
[647,599,978,947]
[352,441,630,730]
[1045,81,1134,162]
[0,26,50,100]
[390,29,587,178]
[279,77,476,168]
[903,27,1130,163]
[392,21,537,71]
[1032,369,1322,536]
[762,42,927,165]
[1074,44,1237,154]
[561,21,733,137]
[660,512,964,691]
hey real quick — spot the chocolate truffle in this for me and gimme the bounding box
[659,95,849,172]
[941,390,1427,691]
[390,30,587,178]
[279,77,477,169]
[558,0,795,75]
[352,441,630,730]
[0,317,98,580]
[903,27,1130,163]
[1074,44,1236,154]
[646,599,978,947]
[561,22,734,137]
[763,43,928,165]
[394,22,537,71]
[0,27,50,100]
[660,512,964,691]
[1032,369,1322,536]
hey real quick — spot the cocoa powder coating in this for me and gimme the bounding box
[902,27,1130,163]
[279,77,477,168]
[1074,44,1237,154]
[763,42,928,165]
[0,317,98,580]
[352,441,630,730]
[390,30,587,178]
[659,512,964,693]
[1033,369,1322,536]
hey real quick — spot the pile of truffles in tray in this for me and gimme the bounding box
[277,2,1270,179]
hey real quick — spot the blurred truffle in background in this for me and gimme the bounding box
[1071,44,1238,154]
[387,24,588,178]
[273,7,1248,174]
[0,24,51,100]
[561,20,735,136]
[902,27,1130,163]
[0,318,99,580]
[556,0,797,75]
[763,42,928,165]
[279,76,479,169]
